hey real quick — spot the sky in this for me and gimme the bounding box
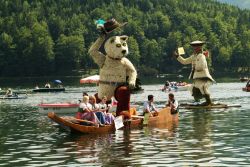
[216,0,250,9]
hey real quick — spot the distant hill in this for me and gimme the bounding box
[217,0,250,9]
[0,0,249,76]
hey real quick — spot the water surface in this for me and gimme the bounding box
[0,82,249,166]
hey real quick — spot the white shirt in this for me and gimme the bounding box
[79,102,92,111]
[143,101,157,113]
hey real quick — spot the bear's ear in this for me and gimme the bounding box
[110,37,115,44]
[120,35,128,41]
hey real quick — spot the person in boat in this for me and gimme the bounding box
[174,40,215,106]
[166,93,179,115]
[35,85,39,89]
[98,96,115,124]
[5,88,13,97]
[45,82,51,88]
[76,95,102,126]
[143,95,158,116]
[89,95,106,125]
[246,80,250,87]
[162,81,171,92]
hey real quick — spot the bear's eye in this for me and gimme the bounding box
[116,44,121,48]
[122,43,127,47]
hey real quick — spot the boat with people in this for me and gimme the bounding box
[47,107,177,134]
[0,95,27,99]
[162,81,191,92]
[33,80,65,92]
[240,77,249,82]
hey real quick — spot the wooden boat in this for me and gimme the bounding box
[32,88,65,92]
[180,103,241,109]
[0,95,27,99]
[38,103,80,114]
[242,87,250,92]
[47,107,178,134]
[240,77,249,82]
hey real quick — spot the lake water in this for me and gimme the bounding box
[0,82,249,166]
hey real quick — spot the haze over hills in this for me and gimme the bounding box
[217,0,250,9]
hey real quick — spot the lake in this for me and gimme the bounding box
[0,82,249,166]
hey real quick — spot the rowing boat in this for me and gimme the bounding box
[47,107,177,134]
[180,103,241,109]
[32,88,65,92]
[0,95,27,99]
[38,103,80,114]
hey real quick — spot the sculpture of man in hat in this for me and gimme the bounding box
[174,41,215,105]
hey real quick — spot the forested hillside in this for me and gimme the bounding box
[0,0,249,77]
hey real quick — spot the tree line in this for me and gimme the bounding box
[0,0,249,77]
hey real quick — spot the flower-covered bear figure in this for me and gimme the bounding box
[88,34,137,117]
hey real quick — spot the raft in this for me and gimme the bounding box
[180,103,241,109]
[47,107,178,134]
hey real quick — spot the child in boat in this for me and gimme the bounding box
[143,95,158,116]
[98,96,115,124]
[76,95,102,126]
[166,93,179,115]
[89,95,106,125]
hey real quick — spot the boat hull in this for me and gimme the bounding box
[0,96,27,99]
[180,103,241,109]
[38,103,79,114]
[48,107,177,134]
[33,88,65,92]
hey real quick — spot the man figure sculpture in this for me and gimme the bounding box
[175,41,215,106]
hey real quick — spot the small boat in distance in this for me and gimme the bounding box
[38,103,79,114]
[0,95,27,99]
[32,87,65,92]
[240,77,249,82]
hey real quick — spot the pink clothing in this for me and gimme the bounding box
[76,102,99,124]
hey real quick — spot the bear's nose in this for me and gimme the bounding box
[122,50,127,54]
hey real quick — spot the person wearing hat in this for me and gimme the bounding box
[143,95,158,116]
[174,41,215,105]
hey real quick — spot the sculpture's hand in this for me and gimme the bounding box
[128,82,135,89]
[173,51,179,58]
